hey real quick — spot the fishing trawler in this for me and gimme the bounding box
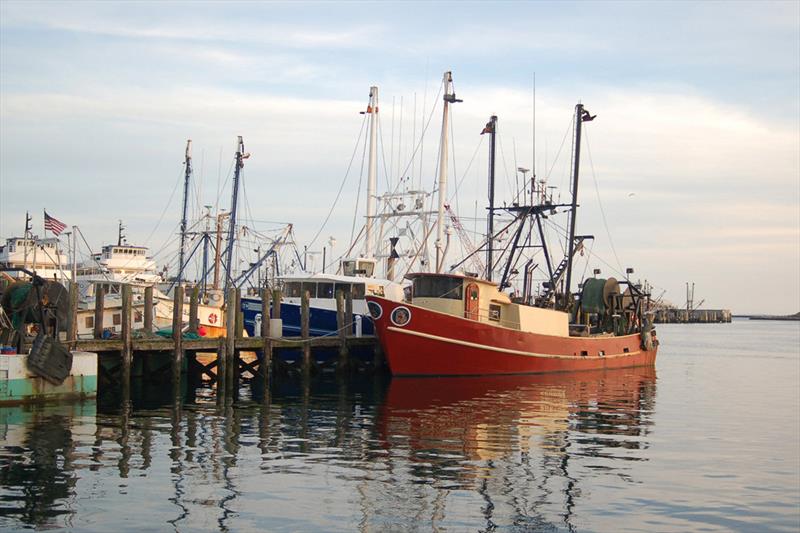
[367,104,659,376]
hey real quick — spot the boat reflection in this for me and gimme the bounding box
[375,367,657,530]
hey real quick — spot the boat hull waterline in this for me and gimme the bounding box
[367,296,657,376]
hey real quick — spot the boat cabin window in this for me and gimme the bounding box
[284,281,302,298]
[317,282,334,299]
[342,261,356,276]
[412,276,463,300]
[341,259,375,277]
[489,304,501,322]
[334,282,351,297]
[352,283,365,299]
[367,284,385,297]
[356,260,374,277]
[301,282,317,298]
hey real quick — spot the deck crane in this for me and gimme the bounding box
[444,204,485,275]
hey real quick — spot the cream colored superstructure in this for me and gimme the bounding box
[408,273,569,338]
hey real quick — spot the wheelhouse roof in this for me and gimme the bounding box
[405,272,499,288]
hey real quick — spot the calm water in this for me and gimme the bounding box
[1,320,798,532]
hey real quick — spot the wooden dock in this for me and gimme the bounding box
[10,282,382,401]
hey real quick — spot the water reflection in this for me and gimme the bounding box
[376,368,657,531]
[0,369,657,531]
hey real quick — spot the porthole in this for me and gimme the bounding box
[390,306,411,327]
[367,301,383,320]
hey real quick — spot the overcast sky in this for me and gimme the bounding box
[1,1,798,314]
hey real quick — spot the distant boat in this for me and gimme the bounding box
[367,103,659,376]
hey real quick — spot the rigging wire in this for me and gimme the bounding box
[584,127,624,275]
[349,120,370,252]
[305,113,369,250]
[131,162,185,270]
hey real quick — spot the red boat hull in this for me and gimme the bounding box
[367,296,658,376]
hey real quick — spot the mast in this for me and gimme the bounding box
[213,212,228,290]
[224,136,247,294]
[71,226,77,281]
[22,211,31,270]
[484,115,497,281]
[177,139,192,284]
[364,87,379,258]
[563,103,594,308]
[435,71,461,273]
[201,206,211,295]
[118,220,125,246]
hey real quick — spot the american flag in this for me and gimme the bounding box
[44,211,67,236]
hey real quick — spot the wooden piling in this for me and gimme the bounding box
[272,288,281,321]
[336,290,349,371]
[235,289,244,338]
[261,287,272,387]
[121,284,133,391]
[226,288,237,394]
[301,290,311,374]
[188,285,199,334]
[144,286,154,334]
[345,291,353,336]
[66,281,78,344]
[93,284,105,339]
[172,285,184,388]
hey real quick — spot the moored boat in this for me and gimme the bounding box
[367,272,657,376]
[367,101,659,376]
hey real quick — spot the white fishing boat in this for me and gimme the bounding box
[0,237,71,282]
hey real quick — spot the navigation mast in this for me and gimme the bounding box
[364,87,379,258]
[563,103,594,308]
[435,71,461,273]
[177,139,192,284]
[224,136,248,296]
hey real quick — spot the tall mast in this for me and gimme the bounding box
[224,136,247,294]
[435,71,461,272]
[563,103,594,307]
[177,139,192,284]
[364,87,379,258]
[484,115,497,281]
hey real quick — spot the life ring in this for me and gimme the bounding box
[208,313,218,324]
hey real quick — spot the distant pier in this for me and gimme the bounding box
[653,308,732,324]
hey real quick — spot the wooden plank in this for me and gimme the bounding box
[172,285,184,387]
[93,284,105,339]
[144,286,154,333]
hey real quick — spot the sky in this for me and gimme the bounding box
[1,0,798,314]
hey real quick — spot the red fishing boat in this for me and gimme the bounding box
[366,101,658,376]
